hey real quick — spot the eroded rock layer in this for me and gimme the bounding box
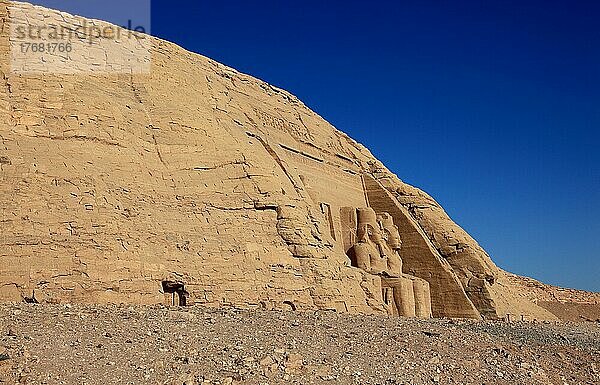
[0,1,559,320]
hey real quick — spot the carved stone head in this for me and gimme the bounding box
[378,212,402,251]
[356,208,383,244]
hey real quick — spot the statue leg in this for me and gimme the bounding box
[382,287,397,316]
[383,277,415,317]
[424,281,432,318]
[359,273,387,313]
[413,278,432,319]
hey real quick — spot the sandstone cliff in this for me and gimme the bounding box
[0,1,563,320]
[507,274,600,322]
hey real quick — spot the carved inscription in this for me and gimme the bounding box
[253,108,315,142]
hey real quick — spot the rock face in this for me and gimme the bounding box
[507,274,600,322]
[0,1,561,320]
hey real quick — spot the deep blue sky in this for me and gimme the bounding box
[31,1,600,292]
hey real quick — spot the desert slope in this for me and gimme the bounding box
[507,274,600,322]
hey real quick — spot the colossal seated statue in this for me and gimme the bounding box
[346,208,432,319]
[348,208,388,275]
[378,212,432,318]
[377,213,403,277]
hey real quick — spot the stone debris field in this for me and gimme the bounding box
[0,304,598,385]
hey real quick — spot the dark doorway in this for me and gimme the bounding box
[162,281,188,306]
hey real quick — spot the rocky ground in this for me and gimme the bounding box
[0,304,598,385]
